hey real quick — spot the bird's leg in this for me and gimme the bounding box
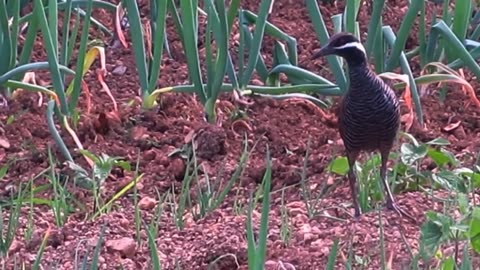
[380,150,417,223]
[347,151,361,218]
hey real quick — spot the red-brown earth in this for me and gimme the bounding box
[1,0,480,269]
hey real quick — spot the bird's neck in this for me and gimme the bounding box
[347,62,376,91]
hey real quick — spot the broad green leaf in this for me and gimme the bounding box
[469,207,480,253]
[432,171,466,193]
[427,148,457,168]
[328,156,349,176]
[400,143,428,165]
[426,138,450,146]
[441,257,455,270]
[420,218,443,259]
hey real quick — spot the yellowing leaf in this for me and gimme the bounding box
[421,62,480,107]
[378,72,415,131]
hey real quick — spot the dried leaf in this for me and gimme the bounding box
[81,80,92,114]
[442,121,461,132]
[184,129,196,144]
[422,62,480,107]
[144,21,153,59]
[115,3,128,48]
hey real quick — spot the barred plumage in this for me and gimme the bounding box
[339,66,400,153]
[311,32,415,223]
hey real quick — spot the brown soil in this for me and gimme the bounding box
[1,0,480,269]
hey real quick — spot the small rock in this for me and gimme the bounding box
[87,237,101,248]
[143,149,156,161]
[169,158,186,181]
[194,124,226,160]
[119,217,130,228]
[26,230,43,250]
[48,229,65,248]
[138,196,157,210]
[106,237,137,258]
[131,126,149,141]
[112,65,127,76]
[453,125,467,140]
[8,240,22,255]
[0,137,10,149]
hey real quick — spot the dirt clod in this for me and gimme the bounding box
[2,1,480,269]
[193,124,227,160]
[106,237,137,258]
[138,196,157,210]
[169,157,187,181]
[0,137,10,149]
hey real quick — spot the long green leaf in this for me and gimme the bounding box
[269,64,337,85]
[8,0,20,72]
[449,0,472,62]
[242,24,269,82]
[60,0,74,83]
[210,0,229,99]
[365,0,385,57]
[383,26,424,124]
[16,13,39,80]
[125,0,148,94]
[448,45,480,69]
[433,20,480,78]
[179,0,205,101]
[256,148,272,269]
[147,0,168,95]
[418,0,427,67]
[48,0,58,56]
[19,0,117,25]
[373,18,385,73]
[240,0,273,86]
[33,0,68,114]
[385,0,423,71]
[167,0,185,58]
[68,0,93,113]
[0,1,12,76]
[305,0,347,92]
[326,239,340,270]
[344,0,360,34]
[46,100,73,162]
[242,10,298,65]
[227,0,240,31]
[452,0,472,41]
[205,2,214,97]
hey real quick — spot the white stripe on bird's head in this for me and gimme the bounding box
[333,42,366,55]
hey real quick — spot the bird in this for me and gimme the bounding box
[311,32,415,222]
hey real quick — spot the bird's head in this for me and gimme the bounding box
[311,32,367,65]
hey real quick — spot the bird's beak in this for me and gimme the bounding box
[311,44,334,60]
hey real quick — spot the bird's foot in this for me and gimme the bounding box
[351,206,362,222]
[386,200,417,224]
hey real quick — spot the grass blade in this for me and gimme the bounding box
[326,239,340,270]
